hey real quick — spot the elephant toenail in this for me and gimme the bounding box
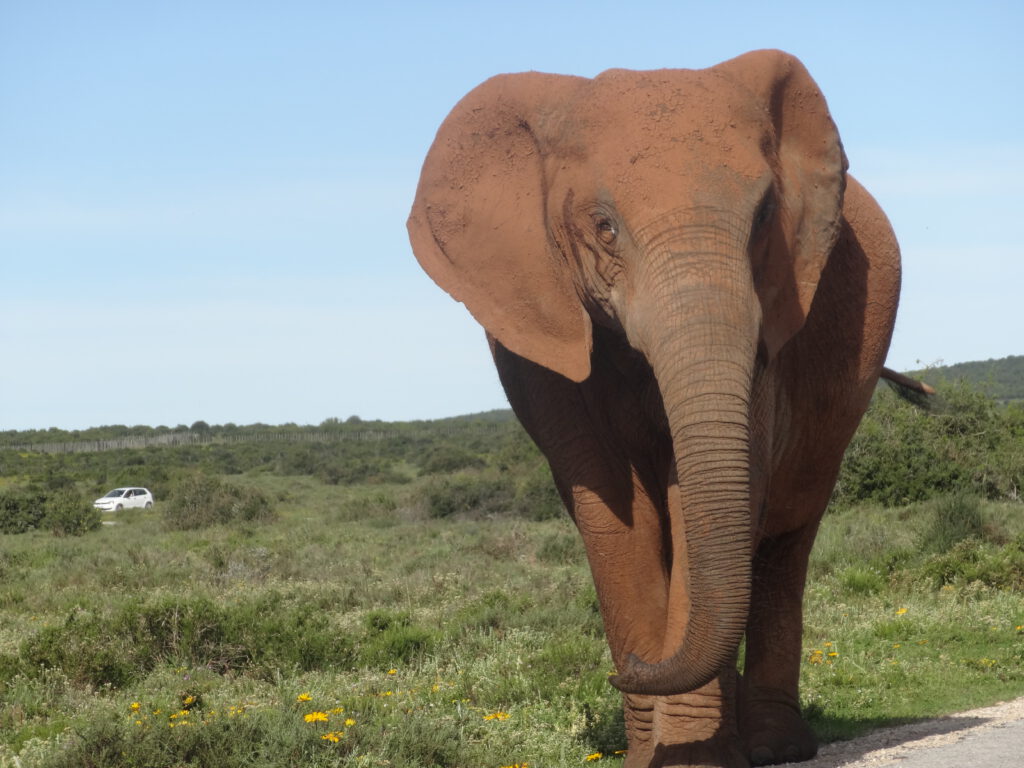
[783,744,802,761]
[750,746,774,765]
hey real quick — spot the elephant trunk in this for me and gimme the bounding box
[610,244,759,696]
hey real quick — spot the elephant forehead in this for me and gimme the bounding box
[560,69,770,180]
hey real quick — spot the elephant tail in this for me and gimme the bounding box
[880,367,936,408]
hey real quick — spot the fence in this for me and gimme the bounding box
[1,424,508,455]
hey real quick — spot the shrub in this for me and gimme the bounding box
[0,488,47,534]
[419,443,484,474]
[513,461,564,520]
[163,474,276,530]
[19,593,355,688]
[42,489,101,536]
[835,381,1024,507]
[423,471,515,518]
[358,610,434,666]
[921,493,984,553]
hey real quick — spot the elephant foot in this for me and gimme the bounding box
[632,735,748,768]
[743,689,817,766]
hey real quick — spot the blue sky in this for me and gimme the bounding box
[2,1,1021,431]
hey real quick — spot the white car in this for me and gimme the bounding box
[93,487,154,511]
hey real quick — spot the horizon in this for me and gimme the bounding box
[5,354,1021,435]
[4,2,1022,431]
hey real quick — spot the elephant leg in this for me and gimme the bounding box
[622,668,747,768]
[741,525,820,765]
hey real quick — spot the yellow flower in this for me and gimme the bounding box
[329,707,345,715]
[296,692,312,702]
[828,652,839,657]
[304,711,329,723]
[182,695,196,706]
[387,668,397,675]
[893,643,901,649]
[321,731,341,743]
[807,649,824,665]
[483,711,511,721]
[895,607,908,615]
[823,642,833,648]
[130,701,141,711]
[344,718,356,727]
[585,753,603,762]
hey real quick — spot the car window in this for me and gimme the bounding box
[104,489,126,498]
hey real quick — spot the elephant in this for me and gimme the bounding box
[408,50,901,768]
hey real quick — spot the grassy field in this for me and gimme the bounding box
[1,471,1023,767]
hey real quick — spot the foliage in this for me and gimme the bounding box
[1,374,1023,765]
[0,488,48,534]
[162,474,276,530]
[834,380,1023,507]
[42,490,101,537]
[910,354,1024,403]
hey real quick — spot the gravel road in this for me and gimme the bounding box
[783,697,1024,767]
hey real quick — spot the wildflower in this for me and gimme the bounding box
[130,702,141,711]
[484,711,511,721]
[305,711,329,723]
[345,718,356,727]
[321,732,341,743]
[828,652,839,658]
[330,707,346,715]
[183,695,196,706]
[388,668,397,675]
[297,692,312,702]
[893,644,901,649]
[823,642,833,648]
[585,753,603,762]
[895,607,908,616]
[807,649,824,665]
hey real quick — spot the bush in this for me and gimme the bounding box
[42,489,101,536]
[358,610,434,666]
[835,381,1024,507]
[513,461,564,520]
[19,593,355,688]
[922,493,984,553]
[423,471,515,518]
[0,488,47,534]
[163,474,276,530]
[419,443,484,475]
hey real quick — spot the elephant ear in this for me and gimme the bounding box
[407,72,593,382]
[716,50,849,357]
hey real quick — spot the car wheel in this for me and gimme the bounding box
[115,504,123,511]
[145,502,153,509]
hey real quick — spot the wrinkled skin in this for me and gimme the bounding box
[408,50,900,768]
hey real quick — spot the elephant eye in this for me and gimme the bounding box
[593,214,618,245]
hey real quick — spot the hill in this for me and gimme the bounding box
[911,355,1024,402]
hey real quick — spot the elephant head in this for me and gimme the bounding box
[408,50,847,696]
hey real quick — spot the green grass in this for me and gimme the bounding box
[1,477,1023,767]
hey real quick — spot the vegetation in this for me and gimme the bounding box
[0,377,1022,766]
[911,354,1024,403]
